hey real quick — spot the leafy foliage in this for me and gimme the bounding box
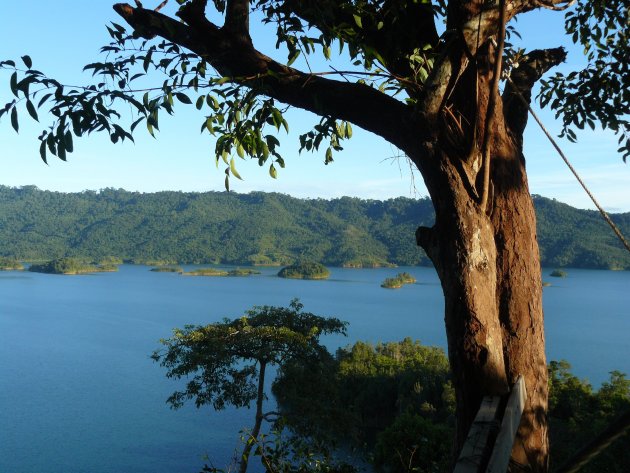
[152,299,347,410]
[373,412,452,473]
[274,341,629,473]
[538,0,629,158]
[152,300,346,473]
[548,361,630,472]
[0,25,343,186]
[236,428,359,473]
[273,338,454,451]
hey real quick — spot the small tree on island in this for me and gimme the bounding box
[151,299,347,473]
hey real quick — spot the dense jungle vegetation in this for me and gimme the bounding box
[0,186,628,269]
[272,339,630,473]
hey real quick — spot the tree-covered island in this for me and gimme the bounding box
[182,267,229,277]
[381,272,417,289]
[150,266,183,273]
[28,257,118,275]
[278,261,331,280]
[0,257,23,271]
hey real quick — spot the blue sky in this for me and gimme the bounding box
[1,1,628,212]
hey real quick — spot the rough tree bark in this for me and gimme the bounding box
[112,1,570,470]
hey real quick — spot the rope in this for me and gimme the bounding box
[504,73,630,255]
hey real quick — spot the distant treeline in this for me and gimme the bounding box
[0,185,628,269]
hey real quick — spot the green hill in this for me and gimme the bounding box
[0,186,627,269]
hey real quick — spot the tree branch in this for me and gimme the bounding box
[224,0,250,39]
[479,0,507,213]
[502,47,566,141]
[113,3,421,152]
[511,0,577,15]
[275,0,439,80]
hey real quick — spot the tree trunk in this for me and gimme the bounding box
[415,67,548,471]
[239,360,267,473]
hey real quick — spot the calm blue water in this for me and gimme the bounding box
[1,265,628,473]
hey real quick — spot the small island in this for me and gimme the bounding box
[277,261,330,280]
[550,269,568,278]
[342,259,397,269]
[182,268,229,277]
[28,257,118,275]
[227,268,261,277]
[150,266,183,273]
[381,272,416,289]
[0,257,24,271]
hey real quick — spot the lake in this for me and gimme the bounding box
[1,265,628,473]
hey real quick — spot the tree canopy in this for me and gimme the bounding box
[1,1,627,171]
[152,299,347,472]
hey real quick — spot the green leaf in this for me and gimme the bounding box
[10,72,18,97]
[224,175,230,191]
[175,92,192,104]
[64,131,74,153]
[287,50,301,67]
[47,133,56,155]
[39,140,47,164]
[269,164,277,179]
[325,148,333,163]
[195,95,205,110]
[353,14,362,29]
[25,99,38,121]
[207,95,219,110]
[21,55,32,69]
[37,93,52,108]
[205,117,215,135]
[345,122,353,139]
[57,141,67,161]
[10,107,18,132]
[230,158,243,180]
[236,143,245,159]
[130,116,145,133]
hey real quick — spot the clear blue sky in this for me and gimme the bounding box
[1,1,628,212]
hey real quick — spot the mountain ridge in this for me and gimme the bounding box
[0,185,628,269]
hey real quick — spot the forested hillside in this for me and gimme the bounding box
[0,186,628,269]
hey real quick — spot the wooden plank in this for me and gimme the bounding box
[485,376,527,473]
[453,396,501,473]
